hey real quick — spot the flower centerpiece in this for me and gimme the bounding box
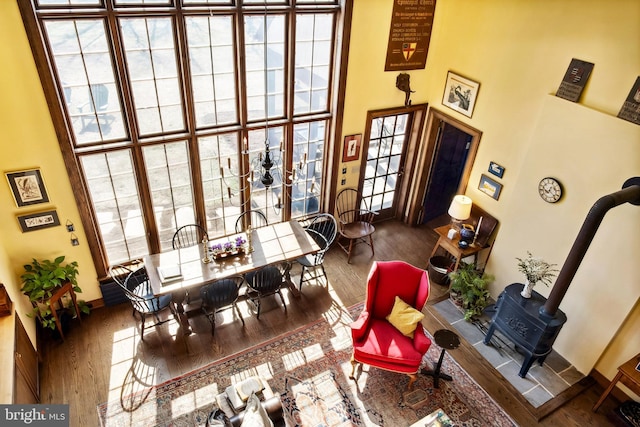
[235,235,246,250]
[516,251,559,298]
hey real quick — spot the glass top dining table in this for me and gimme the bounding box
[144,220,320,334]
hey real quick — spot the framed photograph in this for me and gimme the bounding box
[17,210,60,233]
[442,71,480,118]
[478,174,503,200]
[488,161,505,178]
[342,134,362,162]
[6,169,49,207]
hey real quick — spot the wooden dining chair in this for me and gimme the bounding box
[335,188,377,263]
[200,276,245,336]
[109,264,177,340]
[235,210,268,233]
[172,224,209,249]
[296,213,337,290]
[246,265,286,318]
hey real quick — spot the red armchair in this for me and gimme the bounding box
[349,260,431,390]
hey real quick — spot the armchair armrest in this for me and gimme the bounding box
[350,311,370,341]
[413,325,432,354]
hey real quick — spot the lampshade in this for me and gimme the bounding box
[448,195,472,220]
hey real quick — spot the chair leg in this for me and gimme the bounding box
[276,290,287,313]
[347,239,355,263]
[369,235,375,256]
[233,303,245,325]
[140,315,146,340]
[407,373,417,391]
[349,355,358,379]
[299,265,308,291]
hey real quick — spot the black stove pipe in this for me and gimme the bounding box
[540,177,640,320]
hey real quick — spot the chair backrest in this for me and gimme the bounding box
[306,213,337,248]
[336,188,371,225]
[249,265,283,293]
[110,264,157,310]
[200,277,242,308]
[109,264,134,287]
[365,261,430,320]
[235,210,268,233]
[172,224,208,249]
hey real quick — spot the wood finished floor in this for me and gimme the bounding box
[38,220,622,427]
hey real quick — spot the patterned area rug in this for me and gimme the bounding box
[97,303,516,426]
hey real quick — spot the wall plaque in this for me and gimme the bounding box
[385,0,437,71]
[617,76,640,126]
[555,58,594,102]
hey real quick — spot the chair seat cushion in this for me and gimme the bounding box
[139,293,172,314]
[352,318,424,373]
[295,254,316,267]
[340,221,375,239]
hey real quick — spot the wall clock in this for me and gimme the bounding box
[538,177,563,203]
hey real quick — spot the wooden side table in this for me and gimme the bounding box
[40,282,82,341]
[593,353,640,412]
[429,225,486,271]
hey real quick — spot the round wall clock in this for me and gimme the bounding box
[538,177,563,203]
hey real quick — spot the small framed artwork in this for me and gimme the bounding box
[342,134,362,162]
[442,71,480,118]
[6,169,50,207]
[488,161,505,178]
[17,210,61,233]
[478,174,503,200]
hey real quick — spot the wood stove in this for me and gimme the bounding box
[483,177,640,378]
[484,284,566,377]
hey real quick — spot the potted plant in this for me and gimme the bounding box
[515,251,559,298]
[448,262,495,321]
[20,256,90,330]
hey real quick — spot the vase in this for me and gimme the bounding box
[520,280,534,298]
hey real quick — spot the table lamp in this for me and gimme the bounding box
[447,195,472,236]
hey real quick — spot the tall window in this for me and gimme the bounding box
[23,0,341,275]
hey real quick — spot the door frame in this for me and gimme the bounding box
[358,103,429,222]
[406,107,482,225]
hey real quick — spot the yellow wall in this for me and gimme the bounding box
[0,0,638,400]
[0,1,99,340]
[340,0,639,393]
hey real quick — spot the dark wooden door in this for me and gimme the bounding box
[14,315,39,403]
[422,121,472,223]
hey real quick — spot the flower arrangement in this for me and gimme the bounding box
[235,236,246,248]
[516,251,559,287]
[224,241,235,252]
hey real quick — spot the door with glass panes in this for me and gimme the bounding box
[359,111,413,221]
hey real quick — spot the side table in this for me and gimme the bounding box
[38,281,82,341]
[429,225,485,272]
[593,353,640,412]
[422,329,460,388]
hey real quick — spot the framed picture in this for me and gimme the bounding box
[342,134,362,162]
[478,174,502,200]
[6,169,49,207]
[442,71,480,118]
[488,161,505,178]
[17,210,61,233]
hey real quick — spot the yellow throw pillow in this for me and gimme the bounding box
[386,296,425,338]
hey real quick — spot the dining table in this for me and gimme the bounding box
[144,220,320,335]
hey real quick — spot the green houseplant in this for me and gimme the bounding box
[20,256,90,330]
[449,262,495,321]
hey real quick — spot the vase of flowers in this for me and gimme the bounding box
[516,251,559,298]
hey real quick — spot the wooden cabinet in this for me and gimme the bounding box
[13,315,39,404]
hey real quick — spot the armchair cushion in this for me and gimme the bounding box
[386,296,424,338]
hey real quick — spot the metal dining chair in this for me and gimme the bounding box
[246,265,286,318]
[109,264,177,340]
[296,213,337,290]
[199,276,245,336]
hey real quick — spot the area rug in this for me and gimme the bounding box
[97,303,516,426]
